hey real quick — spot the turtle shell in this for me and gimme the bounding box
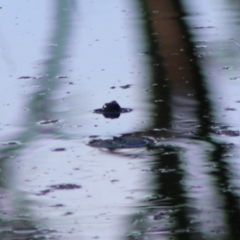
[88,136,151,149]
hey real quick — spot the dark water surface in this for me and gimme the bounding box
[1,0,240,239]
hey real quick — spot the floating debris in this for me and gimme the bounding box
[38,119,59,125]
[52,204,65,208]
[51,148,66,152]
[56,76,67,79]
[18,76,34,79]
[3,141,21,146]
[230,76,240,80]
[50,183,81,190]
[224,107,236,111]
[120,84,132,89]
[37,184,81,196]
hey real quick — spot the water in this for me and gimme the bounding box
[1,0,240,239]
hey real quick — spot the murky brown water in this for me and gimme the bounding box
[1,0,240,239]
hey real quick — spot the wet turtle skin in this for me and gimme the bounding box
[102,101,121,112]
[93,100,132,119]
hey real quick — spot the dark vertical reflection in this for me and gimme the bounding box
[127,0,240,239]
[0,1,75,239]
[209,142,240,239]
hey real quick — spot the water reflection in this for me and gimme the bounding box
[125,0,240,239]
[1,0,240,239]
[1,0,152,239]
[0,0,75,239]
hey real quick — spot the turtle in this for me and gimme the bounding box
[93,100,132,119]
[88,135,152,149]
